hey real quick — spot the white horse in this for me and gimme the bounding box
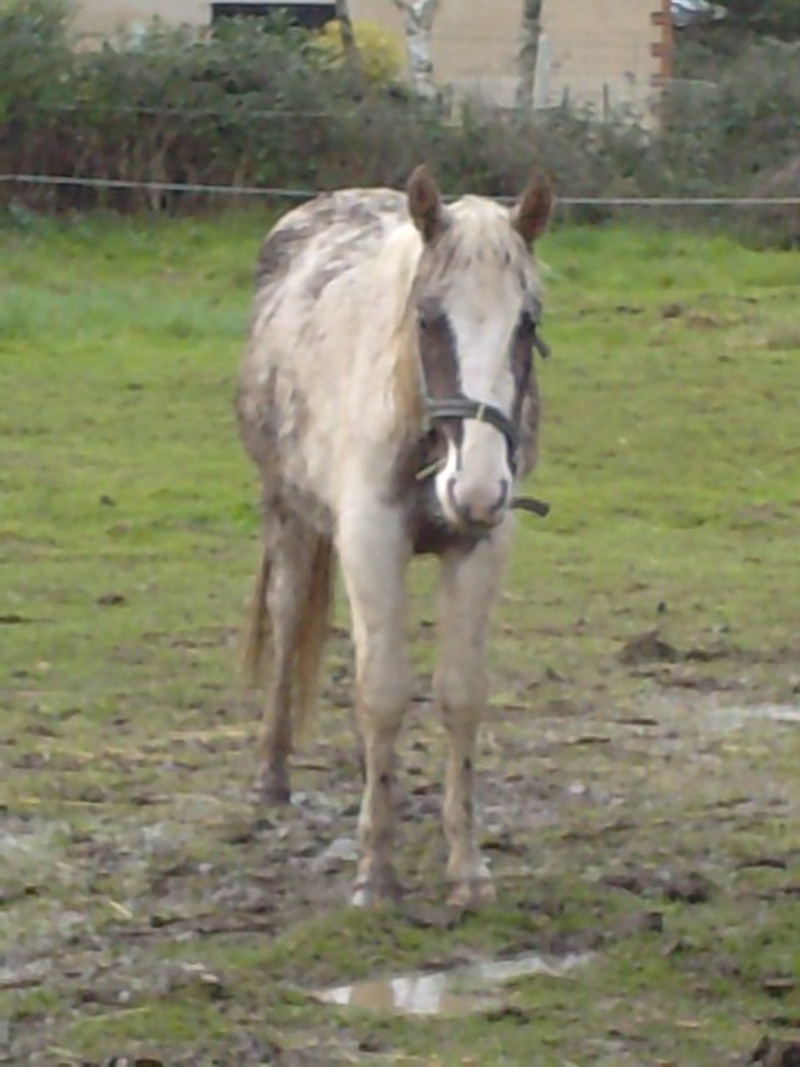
[236,166,552,907]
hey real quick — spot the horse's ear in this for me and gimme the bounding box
[512,172,553,245]
[407,165,448,243]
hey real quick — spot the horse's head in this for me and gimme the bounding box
[407,165,552,533]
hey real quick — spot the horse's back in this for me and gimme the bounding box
[253,188,409,300]
[238,188,414,510]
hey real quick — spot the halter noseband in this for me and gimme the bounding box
[423,397,519,470]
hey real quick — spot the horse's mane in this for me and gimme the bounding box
[384,227,427,442]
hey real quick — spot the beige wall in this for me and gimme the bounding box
[72,0,209,41]
[534,0,670,120]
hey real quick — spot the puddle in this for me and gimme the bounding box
[705,703,800,732]
[315,952,591,1016]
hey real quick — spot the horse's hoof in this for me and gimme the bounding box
[351,869,404,907]
[255,769,291,806]
[446,878,496,909]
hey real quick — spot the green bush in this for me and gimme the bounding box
[662,40,800,192]
[1,0,798,244]
[720,0,800,40]
[0,0,74,119]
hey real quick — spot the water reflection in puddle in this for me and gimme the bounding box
[316,952,591,1016]
[706,704,800,731]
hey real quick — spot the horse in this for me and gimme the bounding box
[236,165,552,907]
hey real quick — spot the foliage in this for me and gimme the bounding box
[0,0,74,119]
[675,0,800,75]
[663,36,800,238]
[1,0,799,245]
[315,19,404,86]
[719,0,800,39]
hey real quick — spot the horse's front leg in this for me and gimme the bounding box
[337,502,411,906]
[435,530,511,908]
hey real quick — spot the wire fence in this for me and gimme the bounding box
[3,173,800,208]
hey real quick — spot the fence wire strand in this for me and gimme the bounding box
[3,173,800,207]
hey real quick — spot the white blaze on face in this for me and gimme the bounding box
[435,420,512,528]
[433,279,522,529]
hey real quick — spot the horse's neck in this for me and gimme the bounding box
[350,224,424,443]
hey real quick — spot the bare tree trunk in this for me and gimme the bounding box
[516,0,542,109]
[391,0,441,99]
[335,0,366,95]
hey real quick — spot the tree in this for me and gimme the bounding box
[390,0,441,99]
[516,0,541,109]
[334,0,366,94]
[719,0,800,39]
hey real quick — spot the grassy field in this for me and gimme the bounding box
[1,210,798,1067]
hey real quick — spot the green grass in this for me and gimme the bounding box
[1,212,798,1066]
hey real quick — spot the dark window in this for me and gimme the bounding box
[211,3,336,30]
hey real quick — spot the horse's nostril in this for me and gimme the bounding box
[489,479,509,515]
[470,480,509,525]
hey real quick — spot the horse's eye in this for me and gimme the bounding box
[417,299,443,334]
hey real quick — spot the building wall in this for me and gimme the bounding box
[533,0,671,120]
[72,0,209,41]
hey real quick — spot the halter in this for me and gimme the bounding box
[423,397,519,469]
[415,328,551,518]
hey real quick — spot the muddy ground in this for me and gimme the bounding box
[3,623,799,1065]
[2,216,799,1065]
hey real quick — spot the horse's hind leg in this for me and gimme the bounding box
[254,510,320,804]
[435,532,510,907]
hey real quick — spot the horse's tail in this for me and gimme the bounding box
[241,546,272,686]
[241,535,335,734]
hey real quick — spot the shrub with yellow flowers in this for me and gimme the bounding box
[315,19,405,87]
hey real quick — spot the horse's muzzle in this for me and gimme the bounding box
[446,476,509,530]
